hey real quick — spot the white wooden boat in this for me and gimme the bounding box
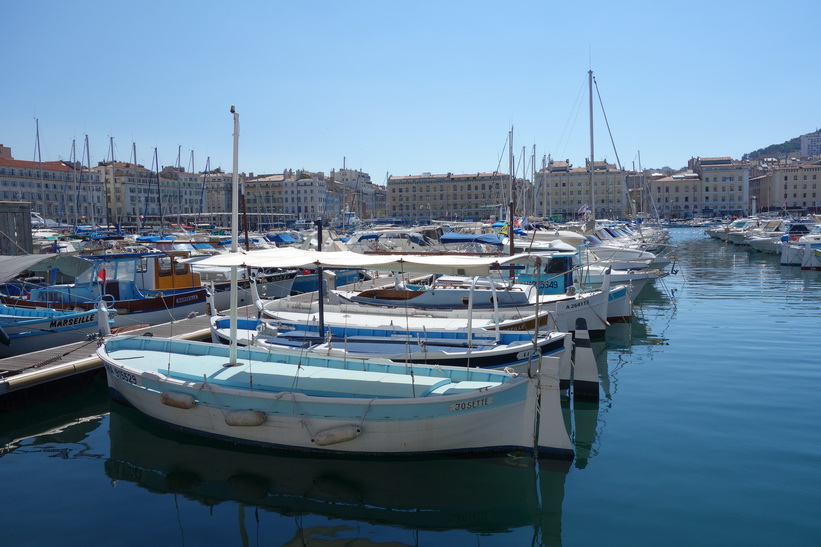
[98,335,572,457]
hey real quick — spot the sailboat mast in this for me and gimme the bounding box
[71,139,79,228]
[231,108,240,253]
[176,145,183,230]
[588,69,595,223]
[508,126,515,259]
[531,144,536,221]
[228,105,240,366]
[153,148,163,235]
[84,134,95,227]
[34,119,44,217]
[196,157,209,229]
[107,136,115,229]
[542,154,548,219]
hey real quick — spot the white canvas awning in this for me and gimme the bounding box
[181,248,539,277]
[0,254,92,283]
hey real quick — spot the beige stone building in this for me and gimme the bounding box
[535,159,627,220]
[387,172,514,222]
[749,161,821,214]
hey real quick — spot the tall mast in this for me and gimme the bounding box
[176,144,183,230]
[542,154,548,218]
[71,139,79,228]
[230,107,240,253]
[531,144,536,221]
[34,119,44,215]
[83,134,95,227]
[155,148,163,234]
[508,126,515,260]
[588,69,596,226]
[107,136,115,228]
[196,156,210,229]
[227,105,240,366]
[521,145,526,218]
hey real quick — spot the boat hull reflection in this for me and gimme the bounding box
[105,404,570,536]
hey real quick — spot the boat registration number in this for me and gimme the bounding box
[564,298,590,310]
[105,363,139,386]
[449,397,493,412]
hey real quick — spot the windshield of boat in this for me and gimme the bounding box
[585,235,603,246]
[74,259,138,284]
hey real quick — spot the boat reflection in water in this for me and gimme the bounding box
[105,404,572,543]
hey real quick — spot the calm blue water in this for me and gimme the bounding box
[2,228,820,546]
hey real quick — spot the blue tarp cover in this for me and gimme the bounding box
[267,233,296,243]
[439,232,503,246]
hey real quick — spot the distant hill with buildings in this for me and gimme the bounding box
[742,128,820,161]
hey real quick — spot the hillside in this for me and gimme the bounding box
[741,129,819,161]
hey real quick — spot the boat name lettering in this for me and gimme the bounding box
[175,295,199,304]
[48,314,96,329]
[449,397,493,412]
[564,299,590,310]
[105,363,138,385]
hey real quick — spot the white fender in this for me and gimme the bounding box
[224,409,266,426]
[160,391,196,409]
[312,424,362,446]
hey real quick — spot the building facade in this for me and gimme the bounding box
[800,132,821,158]
[0,148,105,225]
[749,160,821,214]
[387,172,513,222]
[535,159,628,220]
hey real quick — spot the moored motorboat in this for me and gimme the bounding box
[0,253,207,329]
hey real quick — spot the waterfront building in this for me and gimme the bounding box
[387,172,513,222]
[535,159,628,220]
[94,161,215,228]
[243,173,287,229]
[332,168,378,220]
[749,159,821,214]
[690,157,749,217]
[642,170,702,219]
[0,146,104,225]
[282,170,329,223]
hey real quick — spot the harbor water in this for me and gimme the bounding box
[2,228,820,546]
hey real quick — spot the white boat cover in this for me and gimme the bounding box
[181,247,539,276]
[0,253,92,283]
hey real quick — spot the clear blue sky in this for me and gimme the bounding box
[4,1,820,183]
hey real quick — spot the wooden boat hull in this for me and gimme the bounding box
[98,336,573,457]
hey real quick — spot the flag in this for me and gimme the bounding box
[499,224,509,235]
[578,204,589,214]
[98,269,107,284]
